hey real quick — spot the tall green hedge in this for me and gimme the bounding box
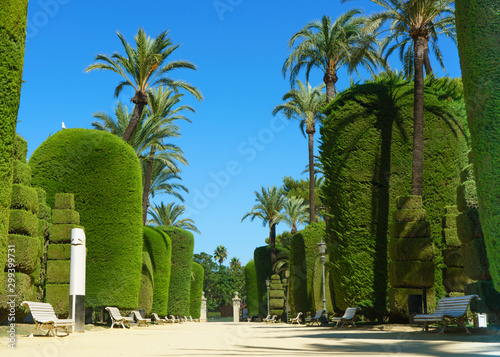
[190,262,204,319]
[160,226,194,316]
[29,129,143,309]
[320,75,468,315]
[0,0,28,289]
[456,0,500,293]
[143,226,172,316]
[254,245,274,317]
[244,260,259,316]
[138,251,154,314]
[289,222,326,314]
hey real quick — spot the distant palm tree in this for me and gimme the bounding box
[214,245,228,266]
[273,80,326,223]
[86,28,202,141]
[283,11,381,101]
[229,257,241,269]
[280,196,309,234]
[241,186,286,266]
[148,202,200,234]
[342,0,455,195]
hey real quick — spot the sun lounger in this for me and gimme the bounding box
[266,315,277,323]
[21,301,75,337]
[189,315,200,322]
[106,306,134,329]
[331,307,360,328]
[170,315,181,323]
[131,310,150,326]
[151,313,167,324]
[290,312,303,324]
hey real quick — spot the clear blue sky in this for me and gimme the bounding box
[17,0,461,265]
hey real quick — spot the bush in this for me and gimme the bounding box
[389,261,435,288]
[46,260,71,284]
[254,245,274,317]
[47,244,71,260]
[29,129,143,309]
[244,260,259,316]
[138,251,154,315]
[8,209,38,236]
[10,184,38,214]
[7,235,39,274]
[190,262,204,319]
[462,238,491,281]
[159,227,194,316]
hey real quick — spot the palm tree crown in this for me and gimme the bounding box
[283,10,381,100]
[280,196,309,234]
[148,202,200,234]
[214,245,228,266]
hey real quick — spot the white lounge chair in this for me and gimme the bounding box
[265,315,277,323]
[151,313,167,324]
[131,310,150,326]
[189,315,200,322]
[106,306,134,329]
[170,315,181,323]
[290,312,303,324]
[21,301,75,337]
[305,310,325,326]
[331,307,360,328]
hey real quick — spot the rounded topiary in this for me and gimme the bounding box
[159,226,194,316]
[443,267,470,293]
[389,261,435,288]
[10,184,38,214]
[12,160,31,185]
[8,209,38,236]
[7,235,39,274]
[456,209,483,244]
[143,226,172,316]
[138,251,154,315]
[190,262,204,319]
[244,260,259,317]
[29,129,143,309]
[462,238,491,281]
[389,238,434,261]
[254,245,276,317]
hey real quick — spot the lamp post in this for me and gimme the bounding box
[318,240,328,325]
[266,278,270,318]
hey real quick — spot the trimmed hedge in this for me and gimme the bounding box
[456,0,500,292]
[0,0,29,290]
[462,239,491,281]
[456,209,483,244]
[12,160,31,185]
[8,209,38,236]
[138,251,154,315]
[443,267,470,293]
[46,260,71,284]
[389,261,435,288]
[55,193,75,210]
[29,129,143,309]
[160,227,194,316]
[269,275,284,317]
[10,184,38,214]
[190,262,204,319]
[47,244,71,260]
[389,238,434,262]
[443,248,463,267]
[13,134,27,163]
[311,255,334,313]
[143,226,172,316]
[465,280,500,313]
[254,245,274,317]
[443,228,461,248]
[45,284,70,317]
[391,221,431,238]
[389,287,436,317]
[0,273,35,323]
[52,209,80,225]
[7,235,39,274]
[244,260,259,316]
[48,223,82,243]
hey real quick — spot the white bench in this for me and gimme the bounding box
[413,295,480,333]
[331,307,360,328]
[105,306,134,329]
[21,301,75,337]
[306,310,326,326]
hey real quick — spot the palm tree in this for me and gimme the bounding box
[273,80,326,222]
[229,257,241,270]
[241,186,286,266]
[214,245,228,267]
[148,202,200,234]
[85,28,203,141]
[280,196,309,234]
[283,10,381,101]
[146,160,188,203]
[342,0,455,195]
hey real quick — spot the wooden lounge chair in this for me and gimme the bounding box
[131,310,150,326]
[331,307,360,328]
[290,312,303,324]
[170,315,181,323]
[106,306,134,329]
[305,310,325,326]
[413,295,480,333]
[21,301,75,337]
[151,313,167,324]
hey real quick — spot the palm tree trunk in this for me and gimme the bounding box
[307,129,316,223]
[270,223,277,266]
[122,91,148,142]
[142,145,156,225]
[323,71,337,102]
[411,37,426,196]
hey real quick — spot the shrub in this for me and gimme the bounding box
[190,262,204,319]
[244,260,259,316]
[29,129,143,309]
[138,251,154,315]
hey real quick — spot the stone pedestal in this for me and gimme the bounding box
[200,291,207,322]
[232,292,241,322]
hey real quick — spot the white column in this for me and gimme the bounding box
[200,291,207,322]
[232,292,241,322]
[69,228,86,332]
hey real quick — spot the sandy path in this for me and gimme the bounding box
[2,322,500,356]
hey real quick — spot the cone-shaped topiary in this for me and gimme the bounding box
[190,262,204,319]
[244,260,259,317]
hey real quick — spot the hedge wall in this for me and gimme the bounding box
[254,245,275,317]
[29,129,143,309]
[160,226,194,316]
[289,222,327,314]
[138,251,154,315]
[0,0,29,289]
[320,75,468,316]
[143,226,172,316]
[456,0,500,293]
[190,262,204,319]
[244,260,259,316]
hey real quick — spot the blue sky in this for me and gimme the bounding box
[17,0,462,265]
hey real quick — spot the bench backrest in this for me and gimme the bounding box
[21,301,59,322]
[314,310,324,318]
[131,310,145,321]
[106,307,124,320]
[434,295,478,315]
[342,307,359,320]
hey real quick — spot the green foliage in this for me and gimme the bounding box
[159,226,194,316]
[52,209,80,225]
[7,235,39,274]
[8,209,38,237]
[244,260,259,316]
[466,280,500,314]
[12,160,31,186]
[456,0,500,293]
[45,284,69,317]
[190,262,204,318]
[320,75,468,314]
[456,208,483,244]
[462,238,491,281]
[46,261,71,284]
[48,224,82,243]
[138,251,154,314]
[0,0,29,290]
[13,134,27,163]
[47,244,71,261]
[29,129,143,309]
[0,273,35,322]
[443,267,470,293]
[143,226,172,316]
[54,193,75,210]
[389,261,435,288]
[254,246,274,316]
[10,184,38,214]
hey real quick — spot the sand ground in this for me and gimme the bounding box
[2,322,500,357]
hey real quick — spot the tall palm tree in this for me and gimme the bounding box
[343,0,455,195]
[241,186,286,266]
[229,257,241,270]
[86,28,203,141]
[283,10,381,101]
[273,80,326,222]
[214,245,228,267]
[146,160,188,203]
[280,196,309,234]
[148,202,200,234]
